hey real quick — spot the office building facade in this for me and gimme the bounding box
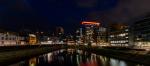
[109,23,131,47]
[133,16,150,50]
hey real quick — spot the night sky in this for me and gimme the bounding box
[0,0,150,33]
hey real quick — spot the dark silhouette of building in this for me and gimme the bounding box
[55,27,64,36]
[133,16,150,49]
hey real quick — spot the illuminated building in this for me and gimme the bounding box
[96,27,108,46]
[76,28,83,44]
[108,23,132,47]
[29,58,37,66]
[55,27,64,37]
[81,21,100,45]
[55,27,65,42]
[133,16,150,50]
[29,34,37,45]
[0,32,25,46]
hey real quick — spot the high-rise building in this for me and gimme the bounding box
[96,27,108,46]
[54,27,65,43]
[81,21,100,45]
[28,34,37,45]
[75,28,83,44]
[108,23,132,47]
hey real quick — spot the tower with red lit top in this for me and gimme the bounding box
[81,21,100,45]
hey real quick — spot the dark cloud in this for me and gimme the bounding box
[76,0,98,8]
[1,0,150,32]
[105,0,150,23]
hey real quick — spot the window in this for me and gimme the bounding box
[125,29,129,31]
[1,37,4,40]
[1,41,4,44]
[5,38,8,40]
[9,38,11,40]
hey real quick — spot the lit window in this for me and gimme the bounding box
[119,33,126,37]
[125,37,128,38]
[110,35,114,38]
[125,29,129,31]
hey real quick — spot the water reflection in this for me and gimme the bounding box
[9,49,144,66]
[29,58,36,66]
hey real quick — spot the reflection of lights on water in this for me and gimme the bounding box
[28,50,145,66]
[80,55,82,63]
[136,64,144,66]
[29,58,36,66]
[71,55,73,63]
[110,58,119,66]
[99,56,104,65]
[43,54,47,62]
[86,58,90,63]
[47,53,53,63]
[98,56,108,66]
[76,55,80,65]
[91,54,97,61]
[98,55,144,66]
[79,53,99,66]
[47,50,66,64]
[110,58,144,66]
[58,56,64,61]
[101,56,107,66]
[9,49,145,66]
[119,61,126,66]
[30,64,35,66]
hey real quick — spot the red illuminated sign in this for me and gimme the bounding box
[81,21,100,26]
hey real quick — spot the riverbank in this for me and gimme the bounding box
[1,45,150,65]
[68,45,150,65]
[0,45,66,65]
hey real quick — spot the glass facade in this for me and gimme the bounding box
[134,17,150,50]
[109,23,130,47]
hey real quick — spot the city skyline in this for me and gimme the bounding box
[0,0,150,66]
